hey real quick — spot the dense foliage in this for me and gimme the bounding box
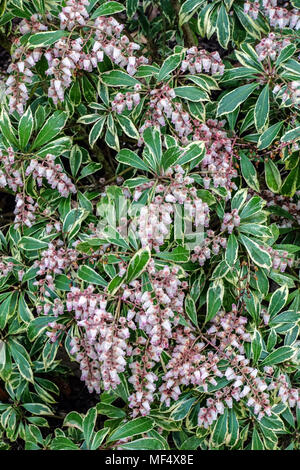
[0,0,299,451]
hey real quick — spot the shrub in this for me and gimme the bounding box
[0,0,299,451]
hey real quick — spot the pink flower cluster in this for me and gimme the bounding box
[123,259,187,352]
[45,37,103,105]
[132,165,210,251]
[0,260,14,278]
[148,85,176,126]
[14,193,38,229]
[112,85,141,113]
[171,102,193,138]
[181,47,225,75]
[68,286,130,392]
[0,148,23,191]
[59,0,89,30]
[250,189,300,227]
[25,154,76,197]
[198,307,273,425]
[194,120,237,194]
[245,1,300,29]
[6,45,43,114]
[94,16,148,75]
[128,343,158,417]
[265,246,293,272]
[138,87,194,143]
[272,374,299,408]
[6,9,147,112]
[273,81,300,106]
[255,33,291,62]
[19,14,48,35]
[159,327,207,406]
[191,230,227,266]
[34,241,78,299]
[221,209,241,234]
[46,321,66,343]
[244,0,300,30]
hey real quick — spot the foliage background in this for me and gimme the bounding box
[0,0,299,451]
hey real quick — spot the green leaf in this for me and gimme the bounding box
[268,285,289,319]
[231,188,248,212]
[211,260,230,279]
[206,280,224,323]
[8,339,33,382]
[18,107,34,149]
[90,428,109,450]
[239,234,272,269]
[63,411,83,430]
[257,122,283,150]
[91,1,125,18]
[28,30,67,47]
[170,397,197,421]
[83,407,97,448]
[22,403,53,415]
[275,44,297,67]
[116,149,150,172]
[281,166,299,198]
[211,408,228,446]
[36,136,72,157]
[179,0,205,25]
[78,162,102,180]
[0,108,18,146]
[243,290,260,323]
[70,145,82,178]
[240,152,260,192]
[97,403,126,419]
[62,208,87,240]
[18,293,34,324]
[107,417,153,442]
[0,293,14,330]
[252,329,263,364]
[281,126,300,143]
[158,53,182,81]
[174,86,208,102]
[89,116,106,148]
[155,246,190,263]
[126,0,138,18]
[101,70,140,87]
[77,265,108,287]
[185,295,198,327]
[261,346,295,366]
[227,408,239,447]
[251,427,264,450]
[119,438,165,450]
[239,223,272,238]
[217,83,258,116]
[126,247,151,283]
[176,141,206,167]
[50,436,79,450]
[116,114,139,140]
[161,147,182,171]
[239,196,265,220]
[225,234,238,265]
[28,316,55,342]
[143,126,162,169]
[254,84,269,132]
[31,111,68,150]
[221,67,259,83]
[19,237,48,251]
[217,4,230,49]
[264,159,282,193]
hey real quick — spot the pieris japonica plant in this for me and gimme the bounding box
[0,0,299,452]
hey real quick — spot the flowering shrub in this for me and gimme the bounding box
[0,0,299,452]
